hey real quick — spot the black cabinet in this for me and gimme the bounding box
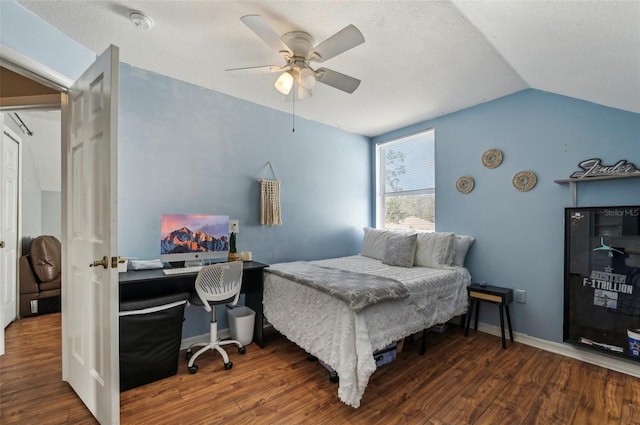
[564,206,640,361]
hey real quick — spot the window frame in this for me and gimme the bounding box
[374,129,435,230]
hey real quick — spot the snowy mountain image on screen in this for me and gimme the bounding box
[161,226,229,254]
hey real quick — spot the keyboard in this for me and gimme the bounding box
[162,266,203,275]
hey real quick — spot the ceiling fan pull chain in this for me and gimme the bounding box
[292,92,296,133]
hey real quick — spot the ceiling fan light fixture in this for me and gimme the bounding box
[285,83,312,102]
[275,71,294,95]
[298,67,316,89]
[296,84,312,100]
[234,15,365,100]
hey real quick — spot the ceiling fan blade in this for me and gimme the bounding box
[315,68,361,94]
[312,25,364,62]
[226,65,287,74]
[241,15,291,54]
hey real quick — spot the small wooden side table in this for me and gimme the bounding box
[464,283,514,349]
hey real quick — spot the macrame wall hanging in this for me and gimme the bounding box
[258,162,282,225]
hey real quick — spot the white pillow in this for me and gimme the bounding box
[414,232,456,268]
[361,227,392,260]
[452,235,475,267]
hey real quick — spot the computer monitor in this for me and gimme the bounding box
[160,214,229,266]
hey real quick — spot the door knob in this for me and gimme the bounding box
[0,241,4,248]
[90,256,109,269]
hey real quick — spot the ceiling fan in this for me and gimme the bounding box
[227,15,365,100]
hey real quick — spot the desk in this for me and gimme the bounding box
[464,283,514,349]
[119,261,269,347]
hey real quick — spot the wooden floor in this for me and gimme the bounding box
[2,313,640,425]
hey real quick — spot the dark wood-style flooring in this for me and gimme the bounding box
[1,313,639,424]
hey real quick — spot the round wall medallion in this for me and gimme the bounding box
[456,176,475,194]
[512,171,537,192]
[482,149,503,168]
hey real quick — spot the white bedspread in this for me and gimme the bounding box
[263,255,470,408]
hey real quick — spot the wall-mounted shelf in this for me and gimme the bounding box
[554,174,640,206]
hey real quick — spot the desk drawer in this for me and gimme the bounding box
[469,291,502,303]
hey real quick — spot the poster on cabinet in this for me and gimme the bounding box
[564,206,640,360]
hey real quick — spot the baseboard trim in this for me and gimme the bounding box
[188,323,640,378]
[474,322,640,378]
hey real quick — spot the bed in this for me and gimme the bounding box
[263,228,474,408]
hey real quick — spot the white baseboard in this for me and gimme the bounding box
[180,328,231,351]
[474,322,640,378]
[190,323,639,379]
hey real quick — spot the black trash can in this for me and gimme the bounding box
[119,292,189,391]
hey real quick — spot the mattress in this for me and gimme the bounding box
[263,255,470,408]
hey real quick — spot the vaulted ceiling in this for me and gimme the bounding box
[16,0,640,138]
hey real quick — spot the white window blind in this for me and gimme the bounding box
[376,129,435,231]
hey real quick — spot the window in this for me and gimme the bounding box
[375,129,435,231]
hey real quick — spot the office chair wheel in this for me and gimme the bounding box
[329,371,339,383]
[239,346,246,355]
[188,365,198,374]
[186,350,193,360]
[224,362,233,370]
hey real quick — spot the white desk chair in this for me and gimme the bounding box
[186,261,246,373]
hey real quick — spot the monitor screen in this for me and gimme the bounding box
[160,214,229,265]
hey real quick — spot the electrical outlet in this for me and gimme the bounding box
[515,289,526,304]
[229,220,239,233]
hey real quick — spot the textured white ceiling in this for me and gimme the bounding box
[16,0,640,139]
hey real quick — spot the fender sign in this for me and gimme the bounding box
[570,158,640,179]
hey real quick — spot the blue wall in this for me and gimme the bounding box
[373,89,640,343]
[0,0,95,80]
[117,64,371,336]
[117,63,370,263]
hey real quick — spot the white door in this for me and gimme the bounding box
[61,45,120,425]
[1,118,20,333]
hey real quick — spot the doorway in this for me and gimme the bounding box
[0,66,62,347]
[5,110,62,317]
[1,123,20,330]
[1,45,122,424]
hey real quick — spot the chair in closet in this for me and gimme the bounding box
[19,235,62,317]
[186,261,246,373]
